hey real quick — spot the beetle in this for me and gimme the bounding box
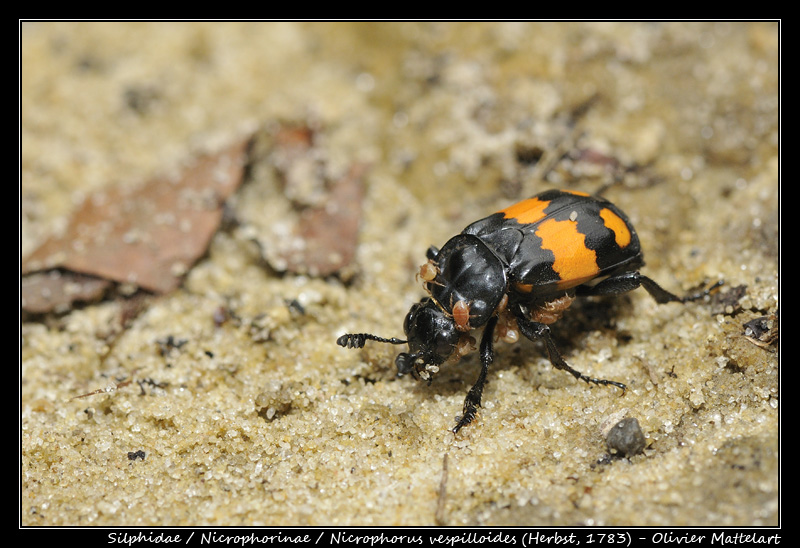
[337,189,721,433]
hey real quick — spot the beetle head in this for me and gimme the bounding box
[337,298,460,380]
[395,298,460,377]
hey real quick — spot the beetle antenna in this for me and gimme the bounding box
[337,333,407,349]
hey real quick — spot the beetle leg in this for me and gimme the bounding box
[453,315,498,433]
[577,271,722,304]
[515,315,627,392]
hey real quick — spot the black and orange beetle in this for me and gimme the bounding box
[337,189,721,433]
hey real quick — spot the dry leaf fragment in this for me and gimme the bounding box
[281,163,366,278]
[20,270,112,315]
[22,137,252,301]
[235,124,367,280]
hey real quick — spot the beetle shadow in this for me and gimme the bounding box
[410,293,637,399]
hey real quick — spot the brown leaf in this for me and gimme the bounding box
[282,163,367,278]
[20,270,112,315]
[235,124,367,280]
[22,137,252,299]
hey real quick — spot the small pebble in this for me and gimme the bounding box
[606,417,646,457]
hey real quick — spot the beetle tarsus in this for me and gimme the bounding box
[578,271,724,305]
[516,313,627,392]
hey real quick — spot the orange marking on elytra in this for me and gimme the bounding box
[599,208,632,247]
[499,198,551,224]
[536,218,599,288]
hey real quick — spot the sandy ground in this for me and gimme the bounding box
[21,22,779,527]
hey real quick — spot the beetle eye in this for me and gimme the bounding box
[434,328,459,359]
